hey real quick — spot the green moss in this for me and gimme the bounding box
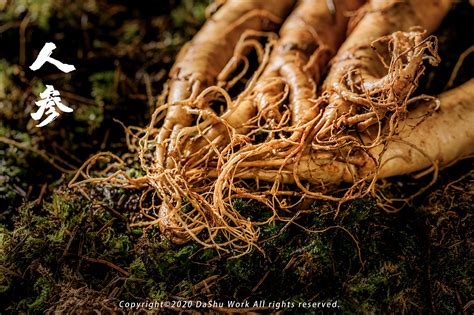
[0,129,34,210]
[224,252,265,297]
[0,59,13,99]
[89,71,116,105]
[302,238,332,266]
[148,282,168,301]
[232,198,274,222]
[141,240,198,282]
[31,79,46,97]
[129,258,147,278]
[0,0,55,30]
[171,0,208,29]
[126,166,145,178]
[121,21,141,44]
[74,103,104,132]
[28,276,53,312]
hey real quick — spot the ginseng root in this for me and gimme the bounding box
[179,0,365,168]
[187,0,453,197]
[210,79,474,186]
[155,0,295,169]
[313,0,452,143]
[157,0,456,250]
[141,0,296,244]
[157,0,365,246]
[198,0,453,218]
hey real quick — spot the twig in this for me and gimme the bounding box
[446,45,474,88]
[81,255,130,277]
[95,203,127,222]
[19,14,30,66]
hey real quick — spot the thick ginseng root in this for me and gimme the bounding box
[181,0,365,165]
[201,0,453,203]
[313,0,452,142]
[155,0,295,169]
[215,79,474,185]
[254,0,365,127]
[151,0,295,244]
[373,79,474,178]
[200,0,453,216]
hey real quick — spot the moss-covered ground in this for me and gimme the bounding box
[1,0,472,313]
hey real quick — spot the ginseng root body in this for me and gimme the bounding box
[156,0,295,169]
[217,79,474,185]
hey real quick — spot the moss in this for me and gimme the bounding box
[141,239,197,283]
[129,257,147,278]
[27,276,53,312]
[0,0,55,30]
[0,59,13,99]
[148,282,168,301]
[0,129,37,215]
[121,21,141,44]
[225,252,263,284]
[171,0,209,29]
[89,71,116,105]
[232,197,274,222]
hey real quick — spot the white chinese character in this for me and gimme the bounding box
[31,85,73,127]
[30,42,75,73]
